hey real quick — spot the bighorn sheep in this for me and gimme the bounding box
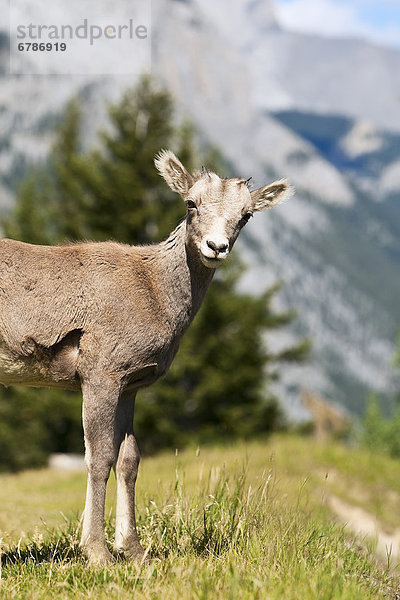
[0,151,292,565]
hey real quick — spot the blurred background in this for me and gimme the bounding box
[0,0,400,470]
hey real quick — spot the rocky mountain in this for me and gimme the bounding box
[196,0,400,132]
[1,0,400,417]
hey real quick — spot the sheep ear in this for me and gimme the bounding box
[154,150,194,196]
[251,179,294,211]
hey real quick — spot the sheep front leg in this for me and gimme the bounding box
[80,378,120,566]
[114,391,146,560]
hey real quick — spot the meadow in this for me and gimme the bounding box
[0,435,400,599]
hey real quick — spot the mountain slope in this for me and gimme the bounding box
[196,0,400,132]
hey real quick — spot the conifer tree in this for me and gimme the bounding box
[0,77,308,465]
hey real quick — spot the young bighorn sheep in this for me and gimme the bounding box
[0,151,292,565]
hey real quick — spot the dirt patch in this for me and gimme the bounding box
[328,494,400,562]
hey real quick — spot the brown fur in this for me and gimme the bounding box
[0,150,292,565]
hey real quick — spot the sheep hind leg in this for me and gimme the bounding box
[113,391,147,561]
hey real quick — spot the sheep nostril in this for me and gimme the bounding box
[206,239,229,256]
[206,239,229,258]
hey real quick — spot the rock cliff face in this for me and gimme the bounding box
[1,0,399,415]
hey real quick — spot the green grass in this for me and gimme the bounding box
[0,435,399,599]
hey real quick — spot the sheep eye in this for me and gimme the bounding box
[187,200,197,210]
[241,212,253,224]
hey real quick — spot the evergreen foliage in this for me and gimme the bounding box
[360,395,400,458]
[0,77,308,467]
[360,331,400,458]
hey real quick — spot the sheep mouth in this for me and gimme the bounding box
[199,252,227,269]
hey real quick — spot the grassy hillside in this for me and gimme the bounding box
[0,436,399,599]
